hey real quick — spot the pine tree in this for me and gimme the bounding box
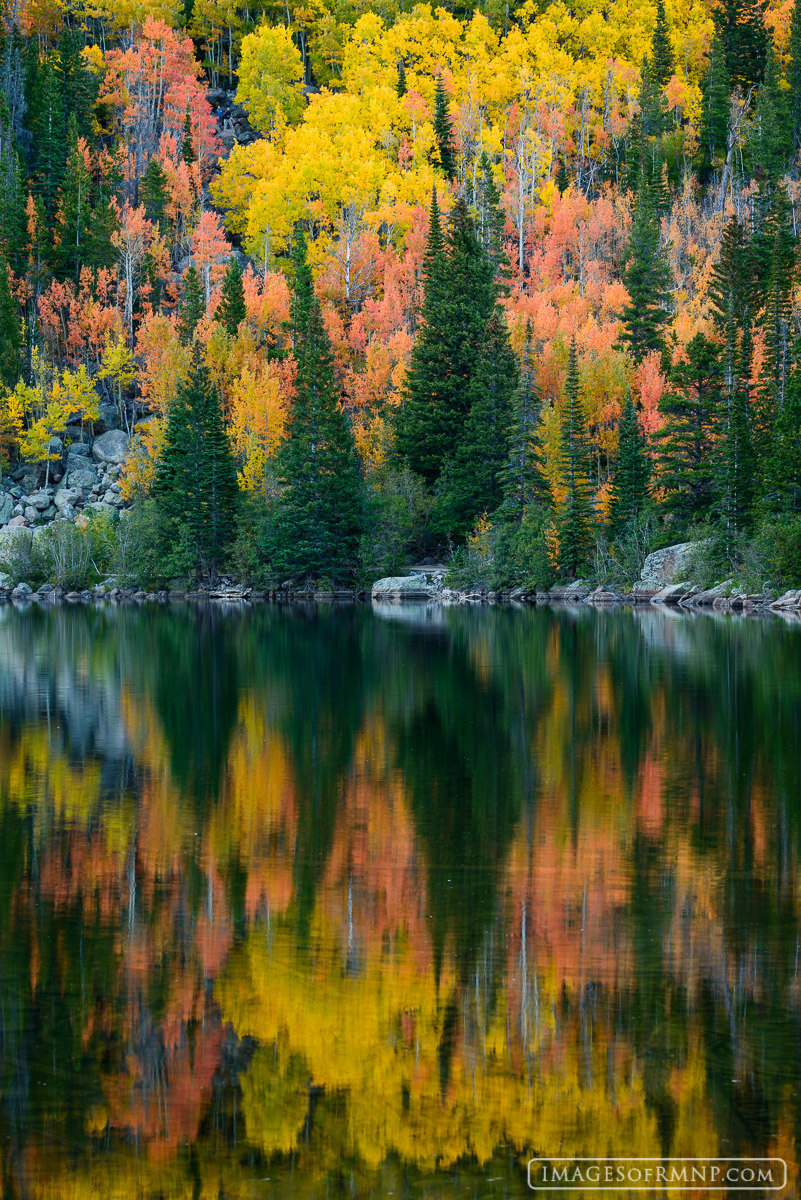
[396,59,407,97]
[178,265,206,343]
[700,35,730,171]
[265,294,363,582]
[715,0,768,87]
[0,254,20,387]
[153,356,239,578]
[438,307,518,538]
[181,109,196,166]
[770,365,801,511]
[651,0,675,87]
[140,157,169,234]
[474,151,509,289]
[433,72,456,180]
[555,155,570,193]
[656,333,721,527]
[28,54,66,221]
[57,114,92,281]
[608,389,652,534]
[557,338,594,576]
[290,226,314,348]
[56,30,97,140]
[217,255,247,336]
[396,192,494,484]
[758,188,795,463]
[617,182,672,363]
[790,0,801,151]
[502,319,548,519]
[748,43,791,180]
[0,101,26,271]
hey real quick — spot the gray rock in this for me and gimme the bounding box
[84,501,119,522]
[48,436,64,455]
[27,491,52,511]
[12,504,23,517]
[650,582,693,605]
[67,466,97,491]
[0,493,13,525]
[372,575,430,601]
[23,506,38,524]
[640,542,705,588]
[54,487,82,515]
[771,589,801,610]
[92,430,130,466]
[65,442,91,459]
[11,583,31,597]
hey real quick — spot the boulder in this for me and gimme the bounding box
[23,507,38,524]
[54,487,82,517]
[0,493,13,525]
[11,583,31,598]
[771,590,801,610]
[67,466,97,491]
[92,430,130,466]
[650,582,693,605]
[27,491,51,511]
[65,442,91,459]
[372,574,430,601]
[96,402,121,432]
[84,501,119,522]
[640,541,704,588]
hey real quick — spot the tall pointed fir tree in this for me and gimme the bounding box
[699,35,730,177]
[790,0,801,151]
[0,102,26,272]
[153,356,239,579]
[290,225,314,349]
[709,216,755,536]
[714,0,768,87]
[474,151,509,289]
[557,338,594,576]
[757,187,796,492]
[28,54,66,222]
[771,364,801,511]
[656,333,721,527]
[181,109,196,166]
[617,180,672,364]
[651,0,675,87]
[177,265,205,343]
[396,191,494,484]
[747,43,791,180]
[266,293,363,582]
[502,319,548,519]
[0,254,20,387]
[608,390,652,535]
[140,157,170,234]
[433,72,456,180]
[438,307,518,538]
[396,58,407,97]
[217,255,247,336]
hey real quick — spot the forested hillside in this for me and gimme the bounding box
[1,0,800,589]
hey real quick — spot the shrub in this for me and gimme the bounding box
[359,465,434,581]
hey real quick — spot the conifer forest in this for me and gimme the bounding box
[0,0,801,590]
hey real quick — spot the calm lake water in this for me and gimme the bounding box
[0,602,799,1198]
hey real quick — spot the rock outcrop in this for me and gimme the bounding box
[640,541,704,588]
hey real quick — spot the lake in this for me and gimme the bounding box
[0,602,799,1198]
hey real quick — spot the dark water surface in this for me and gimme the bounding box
[0,602,799,1198]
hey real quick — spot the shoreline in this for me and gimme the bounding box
[2,580,800,618]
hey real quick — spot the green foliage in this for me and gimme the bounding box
[593,514,657,589]
[359,464,434,578]
[262,294,363,584]
[747,44,791,180]
[153,357,239,579]
[557,338,594,577]
[502,319,547,519]
[608,389,652,535]
[616,182,671,363]
[217,255,247,335]
[396,58,407,97]
[657,332,721,528]
[651,0,675,87]
[700,35,730,168]
[714,0,768,87]
[290,226,314,348]
[433,72,456,179]
[790,0,801,150]
[140,157,170,234]
[178,265,206,344]
[0,253,21,387]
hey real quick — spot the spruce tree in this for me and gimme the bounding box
[700,36,731,171]
[617,182,672,363]
[502,319,548,519]
[770,365,801,511]
[290,226,314,348]
[181,110,196,166]
[790,0,801,151]
[396,59,407,97]
[178,265,206,343]
[265,294,363,582]
[140,157,170,234]
[557,338,594,577]
[438,307,518,538]
[28,54,65,221]
[474,151,509,288]
[153,357,238,579]
[0,102,27,272]
[608,389,652,534]
[217,255,247,336]
[396,192,494,483]
[656,332,721,527]
[433,72,456,180]
[748,43,791,180]
[651,0,675,87]
[0,254,20,387]
[57,114,92,281]
[715,0,768,87]
[758,188,795,469]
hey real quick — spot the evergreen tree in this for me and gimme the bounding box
[715,0,768,87]
[265,294,363,582]
[177,265,205,343]
[57,114,92,281]
[790,0,801,151]
[758,189,795,440]
[290,226,314,348]
[438,307,518,538]
[474,151,509,288]
[608,389,652,534]
[181,109,196,166]
[700,35,731,171]
[557,338,594,576]
[748,43,791,179]
[396,58,407,97]
[656,332,721,527]
[617,182,672,363]
[502,319,548,518]
[396,192,495,483]
[0,254,20,387]
[153,357,239,578]
[217,255,247,335]
[651,0,675,87]
[28,54,65,221]
[56,30,96,140]
[433,72,456,180]
[140,157,169,234]
[770,365,801,511]
[0,101,26,271]
[555,155,570,193]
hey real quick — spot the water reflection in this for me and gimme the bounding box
[0,604,799,1197]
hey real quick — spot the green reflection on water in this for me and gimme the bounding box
[0,603,798,1198]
